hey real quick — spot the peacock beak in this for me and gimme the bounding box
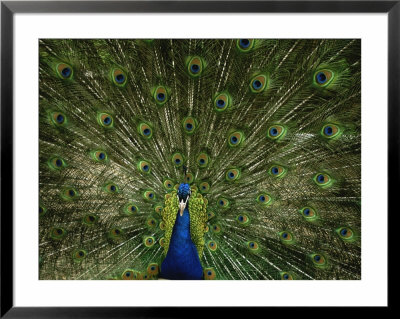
[178,195,189,216]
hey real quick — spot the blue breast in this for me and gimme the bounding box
[160,206,203,280]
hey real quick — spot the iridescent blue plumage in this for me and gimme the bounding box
[160,184,203,280]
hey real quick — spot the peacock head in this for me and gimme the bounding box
[177,183,191,217]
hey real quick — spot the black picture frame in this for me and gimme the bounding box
[1,0,395,317]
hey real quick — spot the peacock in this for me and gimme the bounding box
[39,39,361,280]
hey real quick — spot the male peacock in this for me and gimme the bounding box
[39,39,361,280]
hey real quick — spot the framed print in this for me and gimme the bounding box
[1,0,394,317]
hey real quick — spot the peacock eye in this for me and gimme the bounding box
[187,56,204,77]
[236,39,255,52]
[182,117,198,134]
[336,226,355,241]
[97,112,114,128]
[143,190,156,201]
[153,86,168,105]
[217,198,230,209]
[163,179,175,190]
[279,231,294,244]
[123,203,139,216]
[48,156,66,170]
[61,187,79,201]
[138,122,153,139]
[197,152,210,168]
[321,123,341,139]
[267,125,286,140]
[171,152,184,167]
[50,227,67,240]
[250,74,267,93]
[138,160,151,174]
[82,214,98,225]
[90,150,108,162]
[51,112,67,126]
[211,223,221,234]
[144,236,155,247]
[257,193,272,206]
[268,165,287,178]
[208,240,218,251]
[247,241,260,252]
[313,172,333,188]
[213,93,231,112]
[204,268,216,280]
[56,63,73,79]
[225,168,241,182]
[237,39,255,52]
[236,213,250,226]
[280,272,293,280]
[72,249,87,262]
[185,172,194,184]
[39,205,47,217]
[147,263,159,275]
[112,68,127,86]
[311,253,327,268]
[300,206,318,221]
[146,218,157,228]
[104,183,119,194]
[314,69,334,87]
[228,131,244,147]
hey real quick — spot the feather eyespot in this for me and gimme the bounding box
[268,165,287,178]
[213,93,231,112]
[50,112,67,126]
[279,231,295,244]
[144,236,155,247]
[336,227,355,241]
[247,241,260,252]
[72,249,87,262]
[300,206,318,221]
[39,205,47,217]
[217,198,229,209]
[112,68,127,86]
[225,168,241,182]
[147,263,159,275]
[311,253,328,268]
[171,152,184,167]
[138,160,151,174]
[197,152,210,168]
[208,240,218,251]
[56,63,73,79]
[280,272,293,280]
[97,113,114,128]
[257,193,272,206]
[250,74,267,93]
[182,117,198,134]
[122,270,136,280]
[314,69,334,87]
[187,56,204,77]
[313,173,333,188]
[228,131,244,147]
[204,268,216,280]
[104,183,119,194]
[123,203,139,216]
[321,124,341,139]
[138,122,153,139]
[153,86,169,105]
[199,181,210,194]
[82,214,98,225]
[236,214,250,226]
[50,227,67,240]
[267,125,286,140]
[48,156,66,170]
[163,179,174,191]
[237,39,255,52]
[143,190,156,201]
[61,187,79,201]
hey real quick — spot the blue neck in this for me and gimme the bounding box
[160,205,203,280]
